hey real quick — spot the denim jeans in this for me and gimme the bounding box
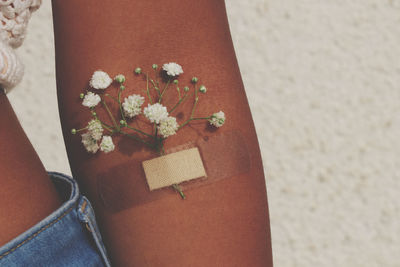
[0,172,111,266]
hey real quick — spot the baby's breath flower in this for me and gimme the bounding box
[199,85,207,93]
[143,103,169,124]
[134,67,142,74]
[158,117,179,138]
[90,70,112,89]
[100,136,115,153]
[87,119,103,140]
[81,132,99,153]
[191,77,198,83]
[162,62,183,77]
[82,92,101,108]
[209,111,226,128]
[114,74,125,83]
[122,94,145,118]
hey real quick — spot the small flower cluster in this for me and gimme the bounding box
[73,63,226,155]
[80,119,115,154]
[71,63,226,198]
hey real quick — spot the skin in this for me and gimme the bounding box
[0,89,61,247]
[52,0,273,266]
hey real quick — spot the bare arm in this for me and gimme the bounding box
[0,90,61,246]
[52,0,272,265]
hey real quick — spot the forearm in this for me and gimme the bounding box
[0,90,61,246]
[52,0,272,266]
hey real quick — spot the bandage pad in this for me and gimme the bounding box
[142,147,207,191]
[97,130,251,212]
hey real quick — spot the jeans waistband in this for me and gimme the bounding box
[0,171,111,267]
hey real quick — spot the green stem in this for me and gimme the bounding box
[119,130,154,148]
[158,79,171,103]
[91,111,114,129]
[118,88,126,122]
[159,138,165,155]
[177,86,181,100]
[191,84,199,118]
[125,124,153,138]
[169,91,193,114]
[172,184,186,199]
[105,94,119,103]
[146,73,152,104]
[150,79,160,96]
[102,100,119,131]
[98,121,114,133]
[178,116,211,130]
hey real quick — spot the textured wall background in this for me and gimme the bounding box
[7,0,400,266]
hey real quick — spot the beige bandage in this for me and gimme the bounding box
[142,147,207,190]
[98,130,251,212]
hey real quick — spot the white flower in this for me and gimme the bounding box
[162,62,183,77]
[122,94,145,118]
[158,117,179,138]
[209,111,225,128]
[90,70,112,89]
[143,103,169,124]
[100,136,115,153]
[82,92,101,108]
[81,132,99,153]
[87,119,103,140]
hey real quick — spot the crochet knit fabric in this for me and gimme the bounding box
[0,0,41,90]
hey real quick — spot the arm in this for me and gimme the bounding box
[52,0,272,265]
[0,90,61,246]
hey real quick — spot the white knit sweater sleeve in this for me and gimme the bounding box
[0,0,41,92]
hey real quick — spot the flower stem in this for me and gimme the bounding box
[177,86,181,99]
[105,94,119,103]
[191,84,199,118]
[75,126,87,132]
[125,124,153,138]
[119,130,154,148]
[146,73,152,104]
[102,100,119,131]
[158,79,171,103]
[172,184,186,199]
[169,91,193,114]
[178,116,210,130]
[118,87,126,122]
[150,79,160,96]
[91,109,115,130]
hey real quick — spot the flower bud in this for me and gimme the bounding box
[173,79,179,84]
[71,129,77,134]
[120,120,127,126]
[120,85,126,91]
[191,77,198,83]
[199,85,207,93]
[134,67,142,74]
[79,93,85,99]
[114,74,125,83]
[92,111,97,116]
[152,64,158,70]
[184,86,189,92]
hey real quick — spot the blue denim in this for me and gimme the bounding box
[0,172,111,267]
